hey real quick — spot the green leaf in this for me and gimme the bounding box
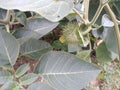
[0,70,13,84]
[76,30,90,47]
[0,0,73,22]
[28,82,53,90]
[52,40,67,51]
[52,40,62,49]
[34,51,100,90]
[96,42,112,63]
[13,30,40,45]
[20,38,52,59]
[13,18,58,44]
[74,1,82,13]
[68,44,80,52]
[102,14,114,27]
[92,26,104,38]
[0,8,6,20]
[104,27,118,55]
[25,18,59,38]
[0,81,19,90]
[76,50,90,60]
[0,29,19,66]
[19,73,38,85]
[112,2,120,20]
[15,11,27,25]
[15,64,29,78]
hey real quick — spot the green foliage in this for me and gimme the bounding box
[15,64,29,78]
[76,50,90,60]
[0,81,19,90]
[13,18,59,45]
[34,51,100,90]
[28,82,53,90]
[0,0,120,89]
[104,27,118,54]
[0,0,73,22]
[15,11,27,26]
[0,70,13,84]
[96,42,112,63]
[19,73,38,85]
[0,30,19,66]
[110,1,120,20]
[20,38,52,59]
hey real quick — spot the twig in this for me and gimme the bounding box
[0,20,8,24]
[5,24,10,33]
[4,10,11,22]
[117,20,120,25]
[73,8,86,24]
[84,0,90,22]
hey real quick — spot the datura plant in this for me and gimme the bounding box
[0,0,120,90]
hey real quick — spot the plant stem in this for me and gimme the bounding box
[90,1,103,25]
[84,0,90,22]
[73,8,86,24]
[81,25,91,35]
[88,33,92,50]
[0,20,8,24]
[104,4,120,60]
[117,20,120,25]
[5,24,10,33]
[5,10,11,21]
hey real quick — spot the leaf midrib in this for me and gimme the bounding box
[42,70,100,75]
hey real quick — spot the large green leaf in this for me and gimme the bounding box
[0,0,73,22]
[0,29,19,66]
[28,82,53,90]
[0,70,13,84]
[20,38,52,59]
[34,51,100,90]
[0,81,19,90]
[13,18,58,44]
[95,27,118,60]
[19,73,38,85]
